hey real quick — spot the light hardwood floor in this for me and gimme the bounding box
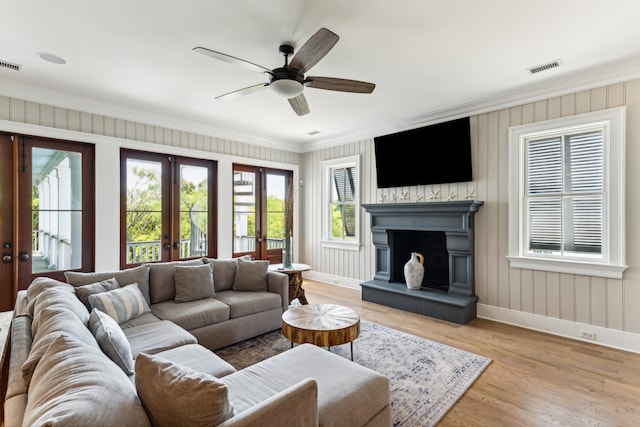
[301,280,640,426]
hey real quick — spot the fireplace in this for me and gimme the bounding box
[361,200,483,324]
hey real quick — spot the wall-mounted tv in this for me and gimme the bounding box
[374,117,472,188]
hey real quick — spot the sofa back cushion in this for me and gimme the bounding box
[147,258,204,304]
[88,283,151,324]
[23,334,151,427]
[135,352,234,427]
[22,306,100,386]
[65,264,151,306]
[174,264,215,302]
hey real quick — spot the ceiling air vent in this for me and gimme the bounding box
[527,59,562,75]
[0,59,21,71]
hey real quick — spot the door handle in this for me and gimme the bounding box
[173,242,180,250]
[2,254,11,264]
[163,243,170,250]
[19,251,30,262]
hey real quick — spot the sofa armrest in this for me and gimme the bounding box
[218,378,318,427]
[267,271,289,311]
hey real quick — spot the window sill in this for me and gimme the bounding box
[506,256,627,279]
[321,240,360,251]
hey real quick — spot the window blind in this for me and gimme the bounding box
[526,130,604,255]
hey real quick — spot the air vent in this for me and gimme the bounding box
[0,59,21,71]
[307,130,321,136]
[527,59,562,74]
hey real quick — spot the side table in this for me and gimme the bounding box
[268,263,311,305]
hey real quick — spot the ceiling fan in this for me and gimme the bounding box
[193,28,375,116]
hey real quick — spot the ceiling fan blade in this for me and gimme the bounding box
[215,83,269,101]
[288,94,310,116]
[193,47,272,74]
[305,77,375,93]
[288,28,339,74]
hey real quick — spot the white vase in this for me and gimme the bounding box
[404,252,425,290]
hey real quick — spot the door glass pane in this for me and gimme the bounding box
[32,148,82,273]
[266,174,286,252]
[233,171,256,253]
[126,159,162,264]
[180,164,208,258]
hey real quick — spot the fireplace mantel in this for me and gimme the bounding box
[361,200,483,324]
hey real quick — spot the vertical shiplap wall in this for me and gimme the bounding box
[301,79,640,336]
[0,96,300,165]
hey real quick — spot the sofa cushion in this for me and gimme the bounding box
[23,334,150,427]
[215,290,283,319]
[232,258,268,291]
[6,315,32,400]
[89,308,134,375]
[123,320,198,357]
[65,264,151,306]
[22,306,101,386]
[135,352,234,427]
[155,344,236,378]
[27,278,89,325]
[88,283,151,324]
[220,343,390,427]
[174,263,215,302]
[119,311,162,329]
[147,258,204,304]
[204,258,238,292]
[75,277,119,310]
[151,298,230,331]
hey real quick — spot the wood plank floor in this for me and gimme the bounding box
[301,280,640,426]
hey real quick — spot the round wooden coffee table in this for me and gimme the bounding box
[282,303,360,360]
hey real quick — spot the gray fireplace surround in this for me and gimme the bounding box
[361,200,483,324]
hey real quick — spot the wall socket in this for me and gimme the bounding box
[580,330,597,340]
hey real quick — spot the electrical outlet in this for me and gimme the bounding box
[580,330,596,340]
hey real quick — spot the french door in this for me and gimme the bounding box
[0,133,95,309]
[232,164,293,263]
[120,149,217,267]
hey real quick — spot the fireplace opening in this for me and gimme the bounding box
[390,230,449,291]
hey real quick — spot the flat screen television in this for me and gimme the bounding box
[373,117,472,188]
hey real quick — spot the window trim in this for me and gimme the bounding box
[321,155,361,251]
[507,107,626,278]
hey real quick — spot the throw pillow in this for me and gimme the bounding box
[203,258,238,292]
[147,259,204,304]
[135,352,234,427]
[75,277,120,310]
[23,334,150,427]
[89,308,135,375]
[232,258,268,292]
[174,264,215,302]
[88,283,151,324]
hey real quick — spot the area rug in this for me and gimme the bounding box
[216,320,491,426]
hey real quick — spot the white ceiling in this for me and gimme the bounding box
[2,0,640,153]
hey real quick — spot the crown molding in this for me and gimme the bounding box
[4,54,640,154]
[302,55,640,152]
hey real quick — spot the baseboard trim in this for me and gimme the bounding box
[303,271,361,290]
[304,272,640,354]
[477,303,640,354]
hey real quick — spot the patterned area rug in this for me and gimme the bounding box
[216,320,491,426]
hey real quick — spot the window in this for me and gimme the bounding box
[322,156,360,250]
[507,107,626,278]
[120,149,217,267]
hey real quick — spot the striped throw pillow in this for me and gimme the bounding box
[88,283,151,324]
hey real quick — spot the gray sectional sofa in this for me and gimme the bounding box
[3,257,391,427]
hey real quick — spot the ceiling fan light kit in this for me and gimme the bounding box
[270,78,304,98]
[194,28,375,116]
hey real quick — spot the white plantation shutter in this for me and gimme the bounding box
[525,129,604,256]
